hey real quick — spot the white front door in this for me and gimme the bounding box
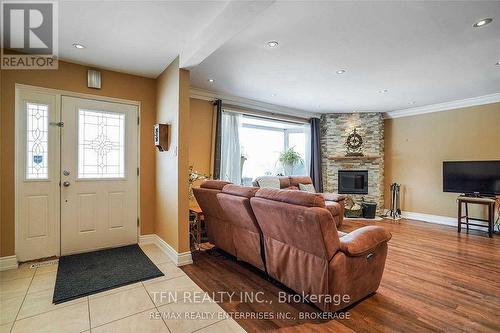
[60,96,139,255]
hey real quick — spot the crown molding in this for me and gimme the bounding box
[385,93,500,119]
[190,87,320,119]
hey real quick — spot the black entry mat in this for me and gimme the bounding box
[53,244,163,304]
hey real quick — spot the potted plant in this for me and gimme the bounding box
[278,147,303,176]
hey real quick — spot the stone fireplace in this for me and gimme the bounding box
[320,113,384,214]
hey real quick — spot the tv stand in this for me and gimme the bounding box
[462,193,495,199]
[457,196,496,237]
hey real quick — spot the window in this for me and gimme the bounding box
[26,103,49,179]
[239,115,310,185]
[78,109,125,178]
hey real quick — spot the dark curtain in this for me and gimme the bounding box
[212,99,223,179]
[310,117,323,192]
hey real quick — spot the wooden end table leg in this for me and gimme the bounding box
[489,203,493,238]
[457,200,462,233]
[465,202,469,232]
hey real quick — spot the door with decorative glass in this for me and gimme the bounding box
[60,96,138,255]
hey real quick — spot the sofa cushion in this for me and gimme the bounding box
[289,176,313,187]
[200,180,232,190]
[299,183,316,193]
[255,187,325,208]
[222,184,259,198]
[257,177,281,189]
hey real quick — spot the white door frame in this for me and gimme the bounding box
[15,84,142,261]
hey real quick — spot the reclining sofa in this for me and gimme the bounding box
[193,180,391,312]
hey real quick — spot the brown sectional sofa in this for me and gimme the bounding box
[253,176,346,227]
[193,180,391,312]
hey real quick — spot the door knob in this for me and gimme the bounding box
[63,181,70,187]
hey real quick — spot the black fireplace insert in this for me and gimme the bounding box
[338,170,368,194]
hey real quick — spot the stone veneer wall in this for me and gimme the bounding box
[320,113,385,214]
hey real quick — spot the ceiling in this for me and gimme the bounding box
[59,1,227,78]
[59,1,500,113]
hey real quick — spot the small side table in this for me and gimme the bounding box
[457,196,496,238]
[189,205,204,250]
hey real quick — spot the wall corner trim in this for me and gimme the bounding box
[385,93,500,119]
[0,255,19,271]
[139,234,193,266]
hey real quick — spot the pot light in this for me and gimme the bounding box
[267,41,279,48]
[473,18,493,28]
[496,61,500,66]
[72,43,85,49]
[208,78,215,83]
[379,89,389,93]
[336,69,346,74]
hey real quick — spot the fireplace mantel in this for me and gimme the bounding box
[328,155,381,161]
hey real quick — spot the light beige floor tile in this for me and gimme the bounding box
[89,282,142,299]
[140,246,173,265]
[11,301,89,333]
[17,287,87,320]
[89,286,155,328]
[144,275,204,306]
[92,309,168,333]
[35,262,59,275]
[0,264,34,282]
[0,322,13,333]
[142,262,185,285]
[27,271,56,294]
[157,300,226,333]
[0,277,31,301]
[0,296,24,324]
[196,318,246,333]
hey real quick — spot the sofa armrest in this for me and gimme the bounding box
[320,193,346,203]
[339,226,391,256]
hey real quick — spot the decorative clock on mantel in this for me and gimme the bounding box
[345,128,364,156]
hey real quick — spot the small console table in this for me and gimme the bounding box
[457,196,496,238]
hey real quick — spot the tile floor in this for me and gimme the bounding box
[0,244,246,333]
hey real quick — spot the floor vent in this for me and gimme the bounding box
[30,259,59,269]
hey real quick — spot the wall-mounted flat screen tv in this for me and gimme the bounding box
[443,161,500,196]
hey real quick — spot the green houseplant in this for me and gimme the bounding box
[278,147,303,175]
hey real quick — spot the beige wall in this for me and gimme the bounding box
[189,98,214,204]
[0,61,157,257]
[385,102,500,217]
[155,57,191,253]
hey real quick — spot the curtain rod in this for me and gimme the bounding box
[222,104,310,125]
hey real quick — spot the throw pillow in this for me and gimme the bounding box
[299,183,316,193]
[257,177,281,189]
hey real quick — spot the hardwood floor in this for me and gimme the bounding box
[181,219,500,333]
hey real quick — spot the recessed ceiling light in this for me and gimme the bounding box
[496,61,500,66]
[473,18,493,28]
[267,41,279,48]
[409,101,416,105]
[208,78,215,83]
[336,69,346,74]
[379,89,388,93]
[72,43,85,49]
[271,93,277,97]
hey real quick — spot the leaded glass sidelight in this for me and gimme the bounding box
[26,103,49,179]
[78,109,125,178]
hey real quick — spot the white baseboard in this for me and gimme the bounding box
[402,211,497,232]
[139,234,193,267]
[0,255,19,271]
[402,211,456,226]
